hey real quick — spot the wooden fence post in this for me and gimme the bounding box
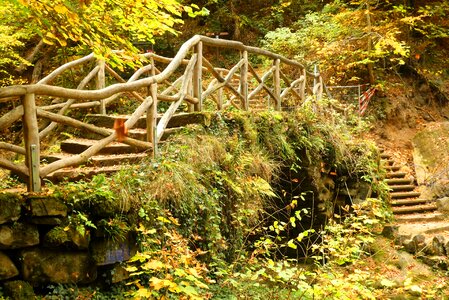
[274,59,281,111]
[193,41,203,111]
[240,50,248,110]
[97,59,106,114]
[218,70,223,110]
[147,57,158,157]
[301,68,306,101]
[22,93,41,192]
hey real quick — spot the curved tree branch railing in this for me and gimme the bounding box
[0,35,325,192]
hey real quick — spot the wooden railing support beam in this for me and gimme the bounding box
[240,51,248,110]
[97,60,106,114]
[147,58,158,157]
[22,93,41,192]
[193,42,203,111]
[274,59,281,111]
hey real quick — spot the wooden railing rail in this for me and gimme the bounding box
[0,35,326,192]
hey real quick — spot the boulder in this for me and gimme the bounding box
[0,251,19,280]
[0,223,39,249]
[382,225,398,239]
[43,226,90,250]
[20,248,96,284]
[27,196,67,218]
[428,235,446,256]
[3,280,35,300]
[0,193,22,225]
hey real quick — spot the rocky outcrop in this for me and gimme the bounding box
[0,192,137,291]
[20,249,96,284]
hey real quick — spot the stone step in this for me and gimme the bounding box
[381,159,395,166]
[385,165,401,172]
[390,191,421,199]
[85,112,207,129]
[391,198,432,206]
[385,178,414,185]
[380,153,391,159]
[386,172,407,178]
[392,203,437,214]
[60,138,143,155]
[395,212,446,223]
[42,153,149,167]
[389,185,416,192]
[46,165,131,183]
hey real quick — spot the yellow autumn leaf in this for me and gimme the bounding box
[54,4,68,14]
[150,277,165,290]
[144,260,164,270]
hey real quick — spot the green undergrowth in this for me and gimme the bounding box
[47,101,425,299]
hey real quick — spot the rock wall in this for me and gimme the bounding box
[0,192,135,289]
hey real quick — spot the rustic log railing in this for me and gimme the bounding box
[0,35,325,192]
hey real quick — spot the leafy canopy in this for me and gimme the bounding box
[6,0,208,69]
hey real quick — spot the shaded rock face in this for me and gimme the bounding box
[412,122,449,198]
[20,249,97,284]
[91,234,137,266]
[0,193,22,225]
[0,223,39,249]
[0,251,19,280]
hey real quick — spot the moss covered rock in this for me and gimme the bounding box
[0,193,22,225]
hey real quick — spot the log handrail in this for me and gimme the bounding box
[0,35,326,192]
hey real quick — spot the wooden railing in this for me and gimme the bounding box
[0,35,325,192]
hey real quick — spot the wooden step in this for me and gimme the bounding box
[391,198,431,206]
[85,112,207,129]
[395,212,446,223]
[389,185,416,192]
[60,138,142,155]
[381,159,395,166]
[385,165,401,172]
[392,203,437,214]
[386,172,407,178]
[390,191,421,199]
[42,152,148,167]
[385,178,413,185]
[46,165,131,183]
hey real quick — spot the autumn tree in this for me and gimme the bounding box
[0,0,207,85]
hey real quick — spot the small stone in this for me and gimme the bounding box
[20,248,96,284]
[382,225,399,239]
[436,197,449,214]
[28,196,67,218]
[412,234,427,253]
[420,256,448,271]
[3,280,35,300]
[429,235,445,256]
[0,223,39,249]
[0,251,19,280]
[395,234,412,245]
[403,239,416,253]
[0,193,22,225]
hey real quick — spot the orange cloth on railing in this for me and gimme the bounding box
[113,118,128,142]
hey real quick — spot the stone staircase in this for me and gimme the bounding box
[381,151,449,268]
[381,152,439,218]
[43,112,206,182]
